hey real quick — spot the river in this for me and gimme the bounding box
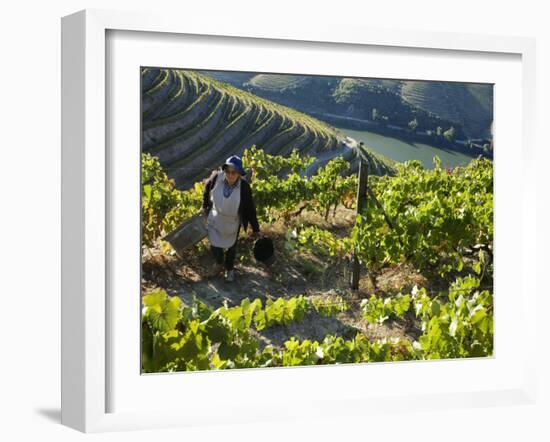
[335,127,477,169]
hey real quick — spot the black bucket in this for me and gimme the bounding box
[253,237,275,266]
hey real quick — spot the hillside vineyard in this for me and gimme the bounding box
[142,68,343,188]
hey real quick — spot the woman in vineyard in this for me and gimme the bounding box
[201,155,262,282]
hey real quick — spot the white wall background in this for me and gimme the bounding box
[0,0,547,440]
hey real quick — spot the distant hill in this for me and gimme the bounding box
[142,68,395,189]
[246,74,341,111]
[398,81,493,139]
[199,71,493,140]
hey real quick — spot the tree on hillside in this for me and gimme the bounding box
[443,126,456,143]
[436,126,443,136]
[408,118,418,132]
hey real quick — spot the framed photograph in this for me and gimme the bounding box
[61,9,538,433]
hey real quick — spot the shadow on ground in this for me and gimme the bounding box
[34,408,61,423]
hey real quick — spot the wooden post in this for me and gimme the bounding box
[351,157,368,290]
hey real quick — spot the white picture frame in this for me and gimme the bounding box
[61,8,538,433]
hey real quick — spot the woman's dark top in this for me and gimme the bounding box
[202,170,260,233]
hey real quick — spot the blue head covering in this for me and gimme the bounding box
[222,155,247,176]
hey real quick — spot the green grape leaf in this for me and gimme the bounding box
[470,306,487,324]
[142,290,182,333]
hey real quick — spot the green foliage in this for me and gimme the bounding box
[360,276,493,358]
[141,277,492,372]
[310,296,349,317]
[280,155,492,285]
[242,147,357,223]
[311,157,357,220]
[282,334,419,365]
[353,157,493,277]
[142,289,183,332]
[361,293,411,325]
[411,277,493,359]
[286,157,492,285]
[140,290,415,372]
[141,291,328,372]
[253,295,309,330]
[141,153,202,247]
[242,145,315,181]
[286,225,352,259]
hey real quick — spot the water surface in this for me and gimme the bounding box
[336,127,476,169]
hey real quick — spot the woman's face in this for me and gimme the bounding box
[224,167,240,186]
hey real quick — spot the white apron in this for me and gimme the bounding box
[207,172,241,248]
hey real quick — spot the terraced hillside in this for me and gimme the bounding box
[334,78,493,139]
[331,78,456,134]
[246,76,466,138]
[199,71,493,140]
[246,74,320,92]
[399,81,493,139]
[141,68,343,189]
[194,71,256,88]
